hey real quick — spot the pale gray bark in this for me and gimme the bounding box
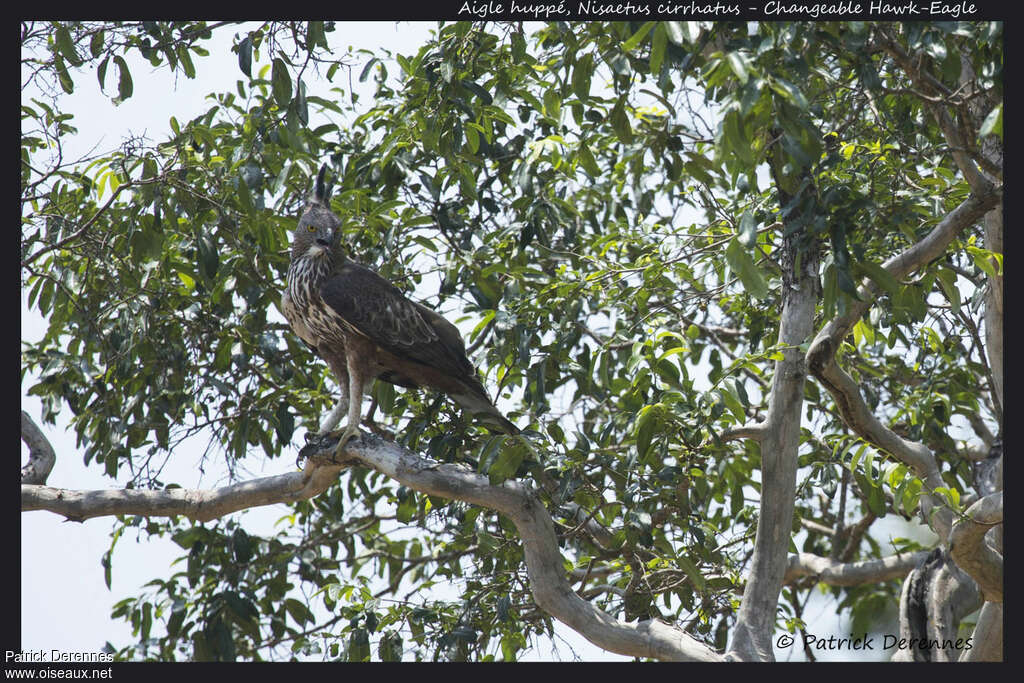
[20,411,55,485]
[726,239,819,662]
[806,186,1001,543]
[784,551,927,587]
[22,464,345,523]
[960,602,1002,662]
[983,209,1003,418]
[949,492,1003,603]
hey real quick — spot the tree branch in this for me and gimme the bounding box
[875,28,995,194]
[960,602,1002,662]
[719,423,767,443]
[949,492,1002,603]
[21,411,55,485]
[22,172,171,268]
[784,551,927,586]
[22,433,724,662]
[806,187,1001,539]
[727,215,820,662]
[308,435,723,661]
[22,464,345,523]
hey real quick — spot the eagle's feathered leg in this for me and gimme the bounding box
[332,335,374,454]
[318,347,350,436]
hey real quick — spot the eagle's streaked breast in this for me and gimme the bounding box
[286,252,363,346]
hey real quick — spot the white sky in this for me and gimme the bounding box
[20,20,939,663]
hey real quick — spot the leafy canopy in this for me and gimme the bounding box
[21,20,1001,660]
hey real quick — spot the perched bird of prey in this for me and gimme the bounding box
[282,166,518,451]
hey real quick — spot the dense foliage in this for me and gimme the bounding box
[21,20,1002,661]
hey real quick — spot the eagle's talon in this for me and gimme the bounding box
[331,425,362,457]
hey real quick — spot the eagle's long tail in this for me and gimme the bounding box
[451,390,519,435]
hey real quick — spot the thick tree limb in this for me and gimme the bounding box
[21,411,55,485]
[727,236,819,662]
[784,551,927,586]
[961,602,1002,662]
[22,432,723,662]
[949,492,1002,603]
[892,549,981,662]
[718,423,766,442]
[22,464,344,523]
[806,187,1001,540]
[809,188,1001,356]
[983,208,1003,420]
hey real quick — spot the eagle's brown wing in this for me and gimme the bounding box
[320,262,473,377]
[319,260,517,433]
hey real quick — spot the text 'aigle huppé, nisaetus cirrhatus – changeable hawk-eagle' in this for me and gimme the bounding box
[281,165,518,455]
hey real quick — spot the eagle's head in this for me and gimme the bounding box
[291,165,342,262]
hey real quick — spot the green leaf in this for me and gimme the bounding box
[675,554,706,593]
[770,77,808,111]
[577,143,600,176]
[854,260,900,297]
[359,57,379,82]
[89,30,105,59]
[726,51,749,84]
[718,387,745,422]
[284,598,313,626]
[275,401,294,443]
[867,484,887,516]
[836,265,862,301]
[610,98,633,144]
[967,245,1001,278]
[901,478,923,515]
[935,268,961,315]
[979,103,1002,139]
[650,24,667,75]
[97,56,109,91]
[113,56,133,101]
[486,443,525,485]
[664,22,686,46]
[634,403,666,461]
[543,87,561,121]
[572,53,593,100]
[141,603,152,642]
[738,210,757,248]
[177,45,196,79]
[176,271,195,292]
[307,21,326,50]
[725,238,769,299]
[681,22,701,43]
[55,24,83,67]
[237,36,252,78]
[54,55,74,95]
[622,21,656,53]
[724,111,753,166]
[272,58,292,106]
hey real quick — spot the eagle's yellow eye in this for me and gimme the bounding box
[307,225,316,232]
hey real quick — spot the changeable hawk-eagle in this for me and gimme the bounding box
[281,166,518,451]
